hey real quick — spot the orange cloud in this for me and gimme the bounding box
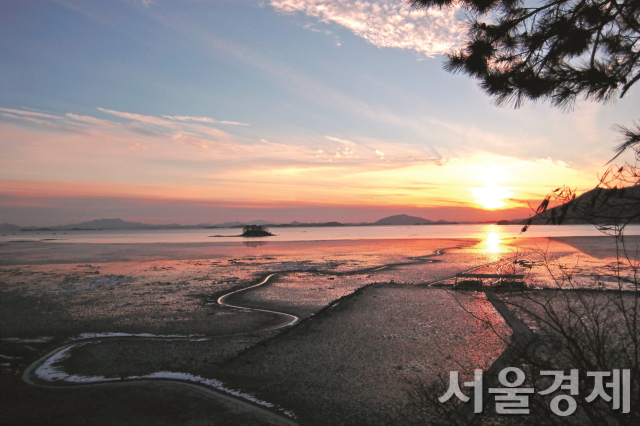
[0,108,600,210]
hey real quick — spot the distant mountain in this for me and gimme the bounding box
[65,218,188,230]
[373,214,455,226]
[526,185,640,225]
[0,223,23,233]
[2,214,468,233]
[61,218,169,229]
[11,218,201,231]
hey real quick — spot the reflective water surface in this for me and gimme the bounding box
[2,223,638,244]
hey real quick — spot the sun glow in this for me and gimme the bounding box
[470,185,512,209]
[484,232,501,253]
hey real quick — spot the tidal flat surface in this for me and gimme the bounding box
[1,236,637,425]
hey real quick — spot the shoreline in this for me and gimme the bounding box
[3,223,639,247]
[0,237,479,265]
[3,234,638,266]
[2,235,637,425]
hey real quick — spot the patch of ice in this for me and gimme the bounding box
[31,346,297,420]
[3,336,54,343]
[71,332,204,340]
[282,410,297,418]
[0,354,21,360]
[34,344,119,383]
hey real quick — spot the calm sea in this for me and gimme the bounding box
[2,224,639,244]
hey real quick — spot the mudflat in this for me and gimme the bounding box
[1,236,636,425]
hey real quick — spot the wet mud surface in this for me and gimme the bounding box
[1,235,637,425]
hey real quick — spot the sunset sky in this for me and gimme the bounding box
[1,0,638,226]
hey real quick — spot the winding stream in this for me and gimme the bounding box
[18,243,492,425]
[21,273,301,425]
[218,273,299,328]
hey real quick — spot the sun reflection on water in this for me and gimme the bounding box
[484,231,502,253]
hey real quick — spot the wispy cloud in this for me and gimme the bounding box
[129,142,148,150]
[303,23,333,35]
[97,107,172,126]
[163,115,249,126]
[171,132,246,153]
[259,138,301,152]
[151,13,430,132]
[325,135,355,146]
[172,133,211,149]
[270,0,464,57]
[0,107,244,155]
[0,108,62,120]
[0,111,86,134]
[66,113,119,127]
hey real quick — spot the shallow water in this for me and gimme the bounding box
[2,235,637,425]
[3,224,639,244]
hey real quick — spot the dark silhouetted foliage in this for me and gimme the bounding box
[241,224,273,237]
[410,0,640,110]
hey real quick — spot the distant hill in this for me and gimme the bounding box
[527,185,640,225]
[56,218,176,230]
[6,218,199,231]
[373,214,455,226]
[2,214,467,233]
[0,223,23,233]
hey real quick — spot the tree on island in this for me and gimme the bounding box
[241,224,274,237]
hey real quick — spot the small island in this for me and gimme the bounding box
[240,224,274,237]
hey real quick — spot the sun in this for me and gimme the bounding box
[470,185,512,209]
